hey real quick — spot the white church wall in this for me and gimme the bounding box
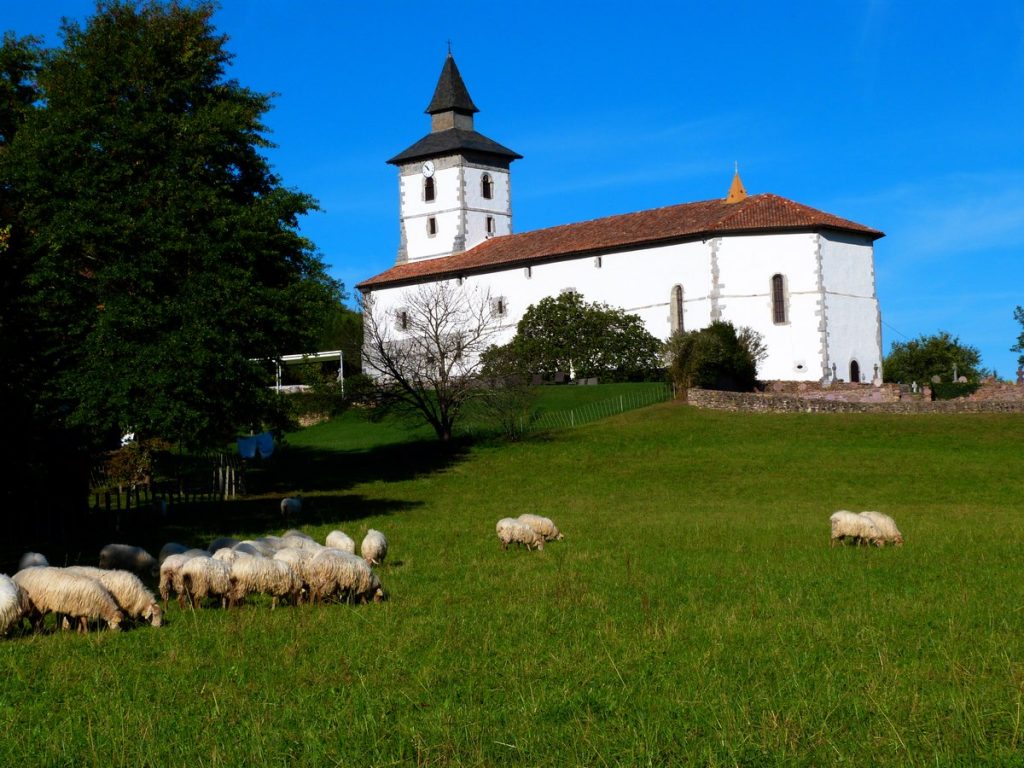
[819,233,882,381]
[714,233,824,381]
[399,163,462,260]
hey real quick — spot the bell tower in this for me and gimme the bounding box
[387,54,522,264]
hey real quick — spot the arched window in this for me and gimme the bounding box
[424,176,435,202]
[850,360,861,383]
[481,173,493,199]
[670,284,684,333]
[771,274,787,324]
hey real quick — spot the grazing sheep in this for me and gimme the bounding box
[158,551,206,606]
[273,546,316,588]
[360,529,389,566]
[517,514,565,542]
[13,567,123,632]
[1,574,30,636]
[234,540,275,557]
[158,542,188,565]
[212,547,252,564]
[227,557,302,608]
[325,530,356,554]
[830,511,884,548]
[280,534,323,554]
[282,529,313,540]
[281,497,302,519]
[99,544,158,579]
[66,566,162,627]
[859,511,904,546]
[18,552,49,570]
[207,537,240,554]
[179,556,232,609]
[496,518,545,551]
[306,549,385,604]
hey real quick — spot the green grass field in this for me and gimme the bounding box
[3,391,1024,766]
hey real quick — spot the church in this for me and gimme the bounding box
[357,55,884,384]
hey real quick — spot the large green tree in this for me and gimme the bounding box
[482,291,663,381]
[882,332,983,384]
[2,1,339,449]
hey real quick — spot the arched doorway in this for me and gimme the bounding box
[850,360,860,383]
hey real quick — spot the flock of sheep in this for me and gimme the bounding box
[0,498,391,637]
[0,494,904,639]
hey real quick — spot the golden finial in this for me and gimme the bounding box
[725,162,747,204]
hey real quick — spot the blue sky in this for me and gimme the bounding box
[7,2,1024,376]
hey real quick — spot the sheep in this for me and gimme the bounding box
[158,542,188,564]
[13,567,123,632]
[0,574,30,636]
[278,536,321,552]
[99,544,158,579]
[325,530,356,554]
[273,546,317,590]
[282,529,313,541]
[18,552,49,570]
[234,540,275,558]
[306,549,385,604]
[179,556,232,609]
[158,551,206,606]
[859,511,904,546]
[830,511,884,548]
[212,547,252,564]
[227,557,302,609]
[496,518,545,551]
[517,514,565,542]
[360,529,389,566]
[65,566,162,627]
[281,496,302,519]
[207,537,240,554]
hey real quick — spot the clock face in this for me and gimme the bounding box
[421,161,435,178]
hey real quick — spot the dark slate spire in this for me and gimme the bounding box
[425,54,479,116]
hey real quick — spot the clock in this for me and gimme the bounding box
[421,160,435,178]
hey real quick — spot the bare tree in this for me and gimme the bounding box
[361,282,501,441]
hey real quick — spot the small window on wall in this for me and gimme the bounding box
[670,284,684,333]
[491,296,507,316]
[486,216,495,235]
[396,309,409,331]
[427,217,437,236]
[424,176,435,202]
[481,173,494,199]
[771,273,787,324]
[594,256,603,269]
[524,266,532,279]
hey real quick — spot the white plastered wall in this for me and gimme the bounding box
[819,233,882,382]
[399,163,461,260]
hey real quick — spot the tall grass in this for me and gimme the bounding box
[3,400,1024,766]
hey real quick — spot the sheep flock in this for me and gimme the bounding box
[3,520,389,638]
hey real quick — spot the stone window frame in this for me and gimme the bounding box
[395,308,410,332]
[424,176,435,202]
[491,296,507,317]
[486,215,495,235]
[670,284,684,333]
[427,217,437,237]
[481,173,494,200]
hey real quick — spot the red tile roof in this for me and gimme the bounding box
[357,193,884,291]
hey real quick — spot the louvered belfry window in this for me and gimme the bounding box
[771,274,786,324]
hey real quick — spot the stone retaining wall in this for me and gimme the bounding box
[686,388,1024,414]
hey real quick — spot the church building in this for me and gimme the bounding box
[357,54,884,384]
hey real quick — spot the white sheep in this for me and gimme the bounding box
[0,574,30,636]
[517,514,565,541]
[496,518,545,551]
[227,557,302,608]
[280,534,323,553]
[830,511,884,547]
[325,530,356,554]
[282,529,313,540]
[859,511,904,546]
[99,544,158,579]
[360,529,388,566]
[306,549,384,604]
[158,551,205,606]
[281,496,302,519]
[273,546,317,591]
[65,566,162,627]
[212,547,252,564]
[13,567,124,632]
[234,540,275,557]
[18,552,49,570]
[158,542,188,564]
[179,556,232,609]
[206,537,240,554]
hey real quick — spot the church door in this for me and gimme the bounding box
[849,360,860,383]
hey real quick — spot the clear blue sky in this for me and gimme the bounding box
[8,2,1024,376]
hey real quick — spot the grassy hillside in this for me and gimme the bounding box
[4,400,1024,766]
